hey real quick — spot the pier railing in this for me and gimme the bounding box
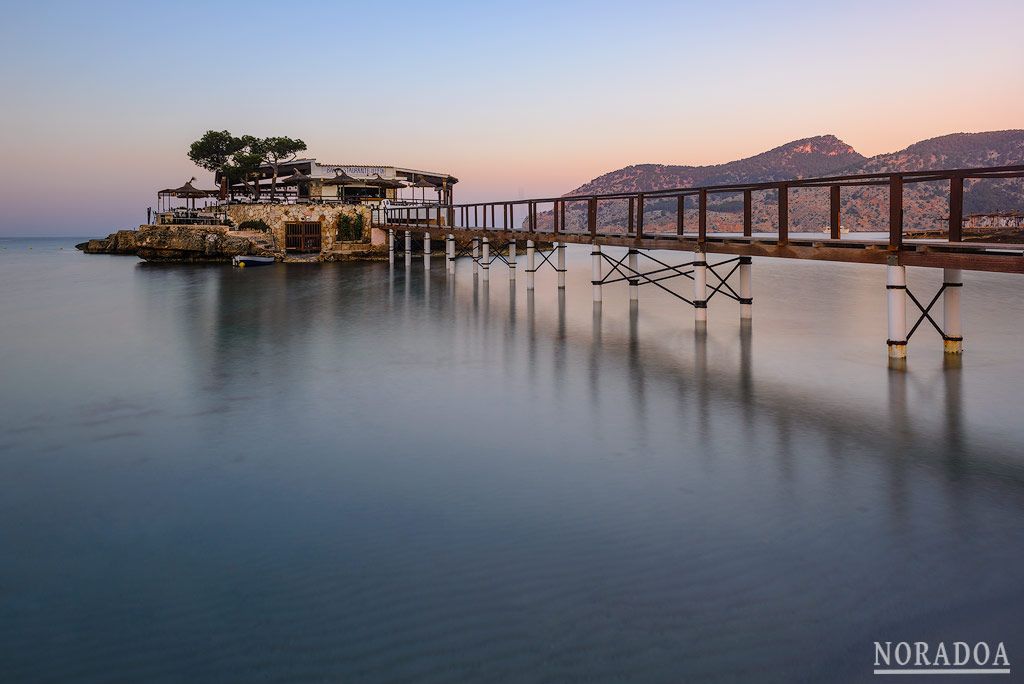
[379,165,1024,273]
[385,165,1024,245]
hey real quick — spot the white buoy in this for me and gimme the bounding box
[472,237,479,276]
[424,232,431,270]
[739,256,752,320]
[943,267,963,354]
[557,243,566,289]
[628,249,639,301]
[508,239,516,281]
[482,237,490,282]
[886,262,908,360]
[526,240,536,290]
[694,253,707,326]
[592,243,602,302]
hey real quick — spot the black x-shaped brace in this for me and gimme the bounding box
[524,246,566,274]
[905,283,954,341]
[452,242,477,259]
[480,241,512,266]
[596,251,744,307]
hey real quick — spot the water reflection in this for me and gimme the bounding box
[8,248,1017,682]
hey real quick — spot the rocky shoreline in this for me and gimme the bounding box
[76,224,388,263]
[77,225,275,262]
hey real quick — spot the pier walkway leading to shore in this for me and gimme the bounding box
[377,165,1024,365]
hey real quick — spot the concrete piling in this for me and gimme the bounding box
[482,237,490,282]
[526,240,536,291]
[694,252,707,327]
[557,243,566,289]
[886,262,908,361]
[508,239,516,281]
[943,267,963,354]
[739,256,752,320]
[628,249,639,302]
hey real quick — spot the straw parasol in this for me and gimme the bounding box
[279,169,315,185]
[159,177,217,210]
[409,175,437,203]
[323,170,361,203]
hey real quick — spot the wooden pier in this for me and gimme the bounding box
[378,165,1024,365]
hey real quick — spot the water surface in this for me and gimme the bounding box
[1,237,1023,682]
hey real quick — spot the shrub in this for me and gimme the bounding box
[337,212,365,242]
[237,219,271,232]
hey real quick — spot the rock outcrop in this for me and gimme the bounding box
[134,225,273,262]
[76,229,139,255]
[76,225,275,262]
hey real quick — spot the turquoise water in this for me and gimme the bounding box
[1,237,1023,682]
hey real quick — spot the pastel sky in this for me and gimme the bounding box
[1,0,1021,235]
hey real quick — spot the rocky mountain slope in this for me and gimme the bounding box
[550,131,1024,234]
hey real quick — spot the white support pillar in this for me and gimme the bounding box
[739,256,752,320]
[423,232,431,270]
[508,239,516,281]
[693,252,708,326]
[472,237,479,276]
[592,243,602,302]
[557,242,566,289]
[388,229,395,265]
[526,240,536,290]
[482,237,490,282]
[943,267,963,354]
[886,262,908,360]
[628,249,639,301]
[404,231,411,267]
[447,234,455,275]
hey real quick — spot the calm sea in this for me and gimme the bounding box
[1,236,1023,682]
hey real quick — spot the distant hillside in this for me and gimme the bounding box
[547,131,1024,234]
[570,135,866,196]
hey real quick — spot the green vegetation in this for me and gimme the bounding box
[237,219,271,232]
[336,213,365,242]
[187,130,307,200]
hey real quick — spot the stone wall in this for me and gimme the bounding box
[225,204,373,255]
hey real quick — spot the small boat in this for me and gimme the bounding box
[232,255,275,268]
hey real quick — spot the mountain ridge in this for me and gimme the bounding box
[556,130,1024,233]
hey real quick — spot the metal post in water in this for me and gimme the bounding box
[694,251,707,327]
[447,234,455,275]
[628,248,639,302]
[739,256,752,320]
[424,232,431,270]
[526,240,535,290]
[405,230,411,268]
[482,237,490,282]
[943,267,963,354]
[388,229,394,265]
[508,239,516,281]
[592,243,602,302]
[472,237,479,276]
[886,261,908,361]
[557,242,566,289]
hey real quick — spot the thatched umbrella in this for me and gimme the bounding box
[160,177,217,210]
[410,175,437,203]
[279,169,317,201]
[279,169,315,185]
[363,174,405,202]
[323,170,361,203]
